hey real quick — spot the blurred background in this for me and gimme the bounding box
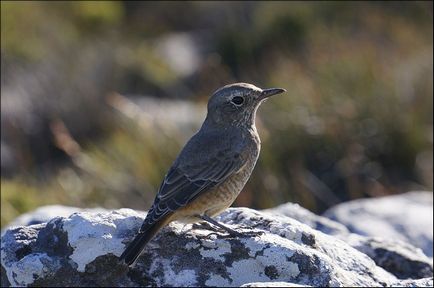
[1,1,433,228]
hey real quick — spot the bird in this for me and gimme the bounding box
[119,83,286,266]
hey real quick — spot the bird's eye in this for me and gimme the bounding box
[231,96,244,105]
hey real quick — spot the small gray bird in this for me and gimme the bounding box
[120,83,286,266]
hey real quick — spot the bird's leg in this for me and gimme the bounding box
[196,214,244,237]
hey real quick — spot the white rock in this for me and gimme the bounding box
[323,191,433,257]
[1,204,432,287]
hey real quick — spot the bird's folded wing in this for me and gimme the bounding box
[140,154,243,231]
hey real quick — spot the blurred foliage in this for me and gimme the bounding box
[1,1,432,227]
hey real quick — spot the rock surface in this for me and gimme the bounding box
[345,234,433,280]
[0,207,397,287]
[263,202,350,236]
[2,205,107,234]
[263,196,433,280]
[323,191,433,258]
[1,192,433,287]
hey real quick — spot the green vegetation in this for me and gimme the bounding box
[1,2,432,227]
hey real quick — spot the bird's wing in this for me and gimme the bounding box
[140,145,245,231]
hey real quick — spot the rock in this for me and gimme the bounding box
[323,191,433,258]
[2,205,107,234]
[154,32,203,77]
[393,277,433,287]
[262,202,349,236]
[264,198,433,280]
[242,279,434,287]
[2,207,404,287]
[344,234,433,280]
[241,281,311,287]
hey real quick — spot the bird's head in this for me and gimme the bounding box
[205,83,286,127]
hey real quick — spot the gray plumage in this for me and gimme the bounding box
[120,83,286,265]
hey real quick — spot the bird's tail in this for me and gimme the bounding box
[119,217,170,266]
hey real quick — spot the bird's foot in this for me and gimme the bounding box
[195,214,265,238]
[236,230,264,237]
[197,229,264,239]
[192,221,219,232]
[195,231,222,241]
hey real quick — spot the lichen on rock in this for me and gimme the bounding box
[1,193,433,287]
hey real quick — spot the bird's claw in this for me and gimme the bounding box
[238,230,264,237]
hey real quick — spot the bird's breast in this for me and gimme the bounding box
[220,142,260,199]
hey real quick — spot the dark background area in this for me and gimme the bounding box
[1,1,433,227]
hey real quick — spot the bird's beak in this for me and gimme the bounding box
[260,88,286,100]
